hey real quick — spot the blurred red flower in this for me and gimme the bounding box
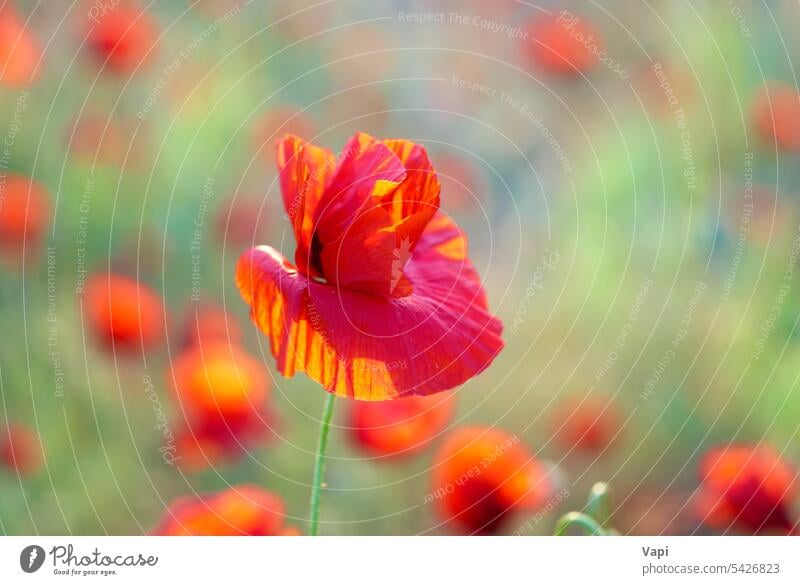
[752,83,800,151]
[696,444,797,534]
[431,426,552,534]
[524,12,600,77]
[170,342,269,432]
[236,132,504,400]
[0,173,50,258]
[85,1,158,74]
[551,395,621,455]
[0,3,41,87]
[154,485,298,535]
[181,303,242,347]
[0,424,42,475]
[85,273,165,352]
[348,392,455,458]
[172,410,277,472]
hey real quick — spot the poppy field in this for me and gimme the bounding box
[1,0,800,537]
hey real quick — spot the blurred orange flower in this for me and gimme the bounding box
[170,342,269,431]
[696,444,797,534]
[551,395,621,455]
[752,83,800,151]
[0,3,41,87]
[85,1,158,74]
[348,392,455,458]
[236,132,504,400]
[0,173,50,258]
[0,424,42,475]
[85,273,165,352]
[154,485,298,535]
[524,12,600,77]
[431,426,552,534]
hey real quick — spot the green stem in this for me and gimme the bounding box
[308,392,336,536]
[584,482,611,528]
[554,512,605,536]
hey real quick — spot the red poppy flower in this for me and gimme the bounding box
[696,444,797,534]
[182,303,242,347]
[431,426,552,534]
[85,1,157,74]
[170,342,270,431]
[551,395,621,455]
[236,132,504,400]
[84,273,165,352]
[0,3,41,87]
[0,173,50,258]
[348,392,455,458]
[524,12,600,76]
[153,485,297,535]
[752,83,800,151]
[0,424,42,474]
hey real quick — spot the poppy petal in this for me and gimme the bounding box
[276,134,335,276]
[317,138,440,298]
[312,133,406,249]
[236,213,504,400]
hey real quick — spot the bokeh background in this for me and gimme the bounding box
[1,0,799,535]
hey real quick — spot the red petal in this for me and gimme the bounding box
[312,133,406,249]
[317,138,440,298]
[236,213,503,400]
[275,135,335,276]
